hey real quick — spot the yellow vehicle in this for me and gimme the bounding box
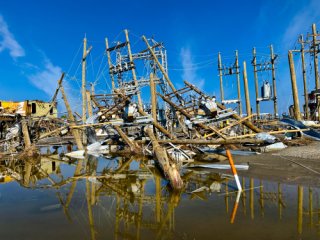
[0,100,57,118]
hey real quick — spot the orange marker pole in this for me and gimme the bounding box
[230,190,242,223]
[226,149,242,191]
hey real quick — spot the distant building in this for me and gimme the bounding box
[308,89,320,120]
[0,100,57,118]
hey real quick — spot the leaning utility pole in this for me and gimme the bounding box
[299,34,309,119]
[312,23,319,89]
[288,51,301,121]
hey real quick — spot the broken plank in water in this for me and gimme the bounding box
[189,164,249,170]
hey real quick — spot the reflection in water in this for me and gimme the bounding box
[0,153,320,239]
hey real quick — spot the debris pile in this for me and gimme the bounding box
[1,26,320,190]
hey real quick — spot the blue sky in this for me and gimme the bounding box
[0,0,320,114]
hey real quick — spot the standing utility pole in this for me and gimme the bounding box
[312,23,319,89]
[235,50,242,116]
[82,37,92,123]
[299,34,309,119]
[270,45,278,118]
[252,47,260,118]
[82,37,87,124]
[251,45,278,119]
[243,61,251,117]
[218,52,224,102]
[288,51,301,120]
[217,51,242,115]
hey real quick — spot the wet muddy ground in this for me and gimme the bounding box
[0,152,319,240]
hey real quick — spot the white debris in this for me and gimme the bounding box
[261,142,287,152]
[255,132,276,143]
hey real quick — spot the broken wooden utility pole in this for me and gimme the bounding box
[45,73,65,117]
[60,84,84,150]
[142,35,182,103]
[184,80,261,133]
[312,23,319,90]
[252,47,260,118]
[243,61,252,117]
[21,120,31,148]
[299,34,309,119]
[158,92,227,139]
[114,125,141,154]
[218,52,224,102]
[270,45,278,118]
[288,50,302,121]
[86,90,93,117]
[144,126,183,190]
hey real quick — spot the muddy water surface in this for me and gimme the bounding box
[0,155,319,240]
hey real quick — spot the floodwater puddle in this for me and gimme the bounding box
[0,154,319,240]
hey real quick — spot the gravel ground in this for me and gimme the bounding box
[272,141,320,160]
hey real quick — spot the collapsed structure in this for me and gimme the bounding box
[1,24,320,190]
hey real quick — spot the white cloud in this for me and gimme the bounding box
[282,0,320,51]
[0,15,25,58]
[180,47,205,89]
[28,59,62,96]
[276,0,320,114]
[27,58,81,113]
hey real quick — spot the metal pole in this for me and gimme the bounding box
[125,29,143,112]
[243,61,252,116]
[235,50,242,115]
[142,36,177,93]
[218,52,224,102]
[150,73,157,123]
[288,51,302,120]
[270,45,278,118]
[253,47,260,118]
[105,38,115,90]
[300,35,309,119]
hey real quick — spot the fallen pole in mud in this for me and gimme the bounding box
[113,125,141,154]
[137,138,264,145]
[145,126,183,190]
